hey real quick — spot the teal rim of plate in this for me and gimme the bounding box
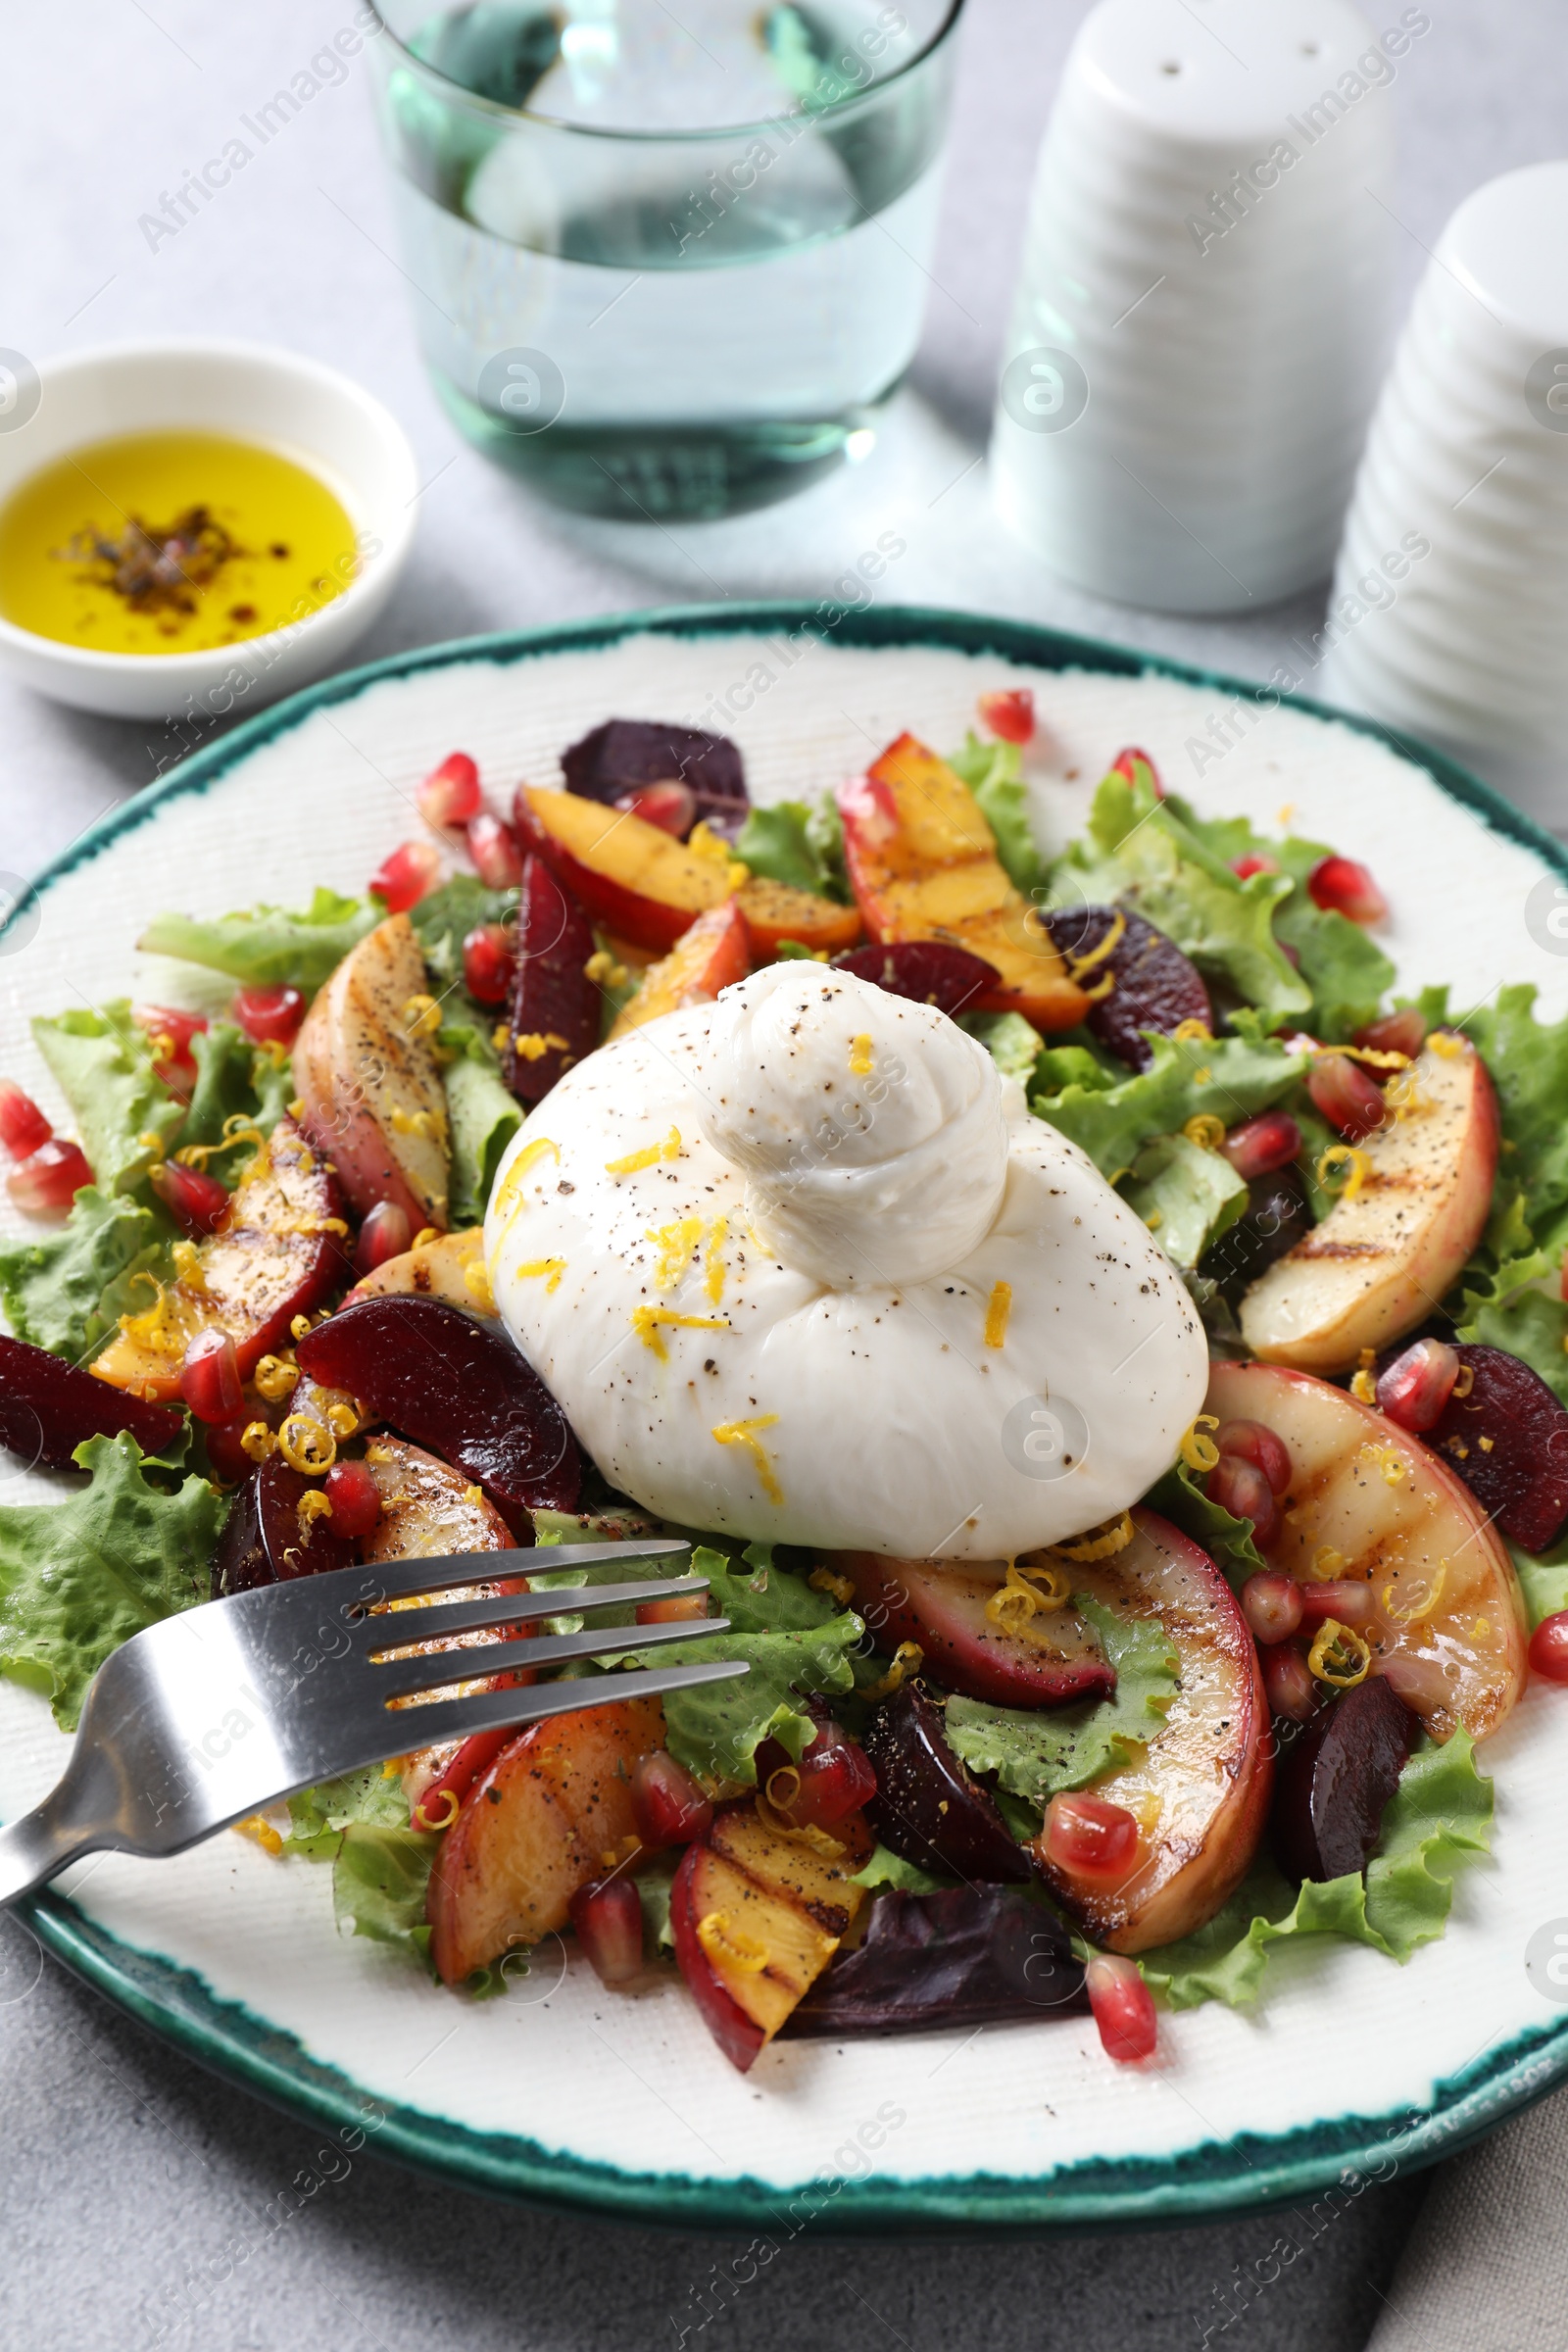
[10,597,1568,2232]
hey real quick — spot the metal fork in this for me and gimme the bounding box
[0,1539,745,1906]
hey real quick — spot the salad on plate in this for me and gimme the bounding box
[3,691,1567,2078]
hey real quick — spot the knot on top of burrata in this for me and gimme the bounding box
[691,963,1010,1290]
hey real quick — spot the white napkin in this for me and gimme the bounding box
[1368,2089,1568,2350]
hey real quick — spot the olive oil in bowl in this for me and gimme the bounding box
[0,431,360,657]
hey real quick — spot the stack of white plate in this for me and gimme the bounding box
[991,0,1399,614]
[1322,161,1568,824]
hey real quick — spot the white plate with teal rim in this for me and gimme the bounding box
[3,603,1568,2230]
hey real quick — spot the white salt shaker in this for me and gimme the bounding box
[991,0,1413,613]
[1321,161,1568,826]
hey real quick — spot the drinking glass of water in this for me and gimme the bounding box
[367,0,963,519]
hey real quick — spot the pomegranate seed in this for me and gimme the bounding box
[568,1876,645,1987]
[763,1721,877,1832]
[1241,1571,1304,1644]
[467,811,524,889]
[1085,1953,1157,2063]
[631,1749,713,1847]
[417,751,481,829]
[354,1200,411,1275]
[1308,854,1387,924]
[1206,1452,1280,1545]
[1232,853,1280,880]
[1110,747,1162,800]
[323,1458,381,1539]
[1377,1337,1459,1433]
[231,985,306,1047]
[369,840,442,913]
[151,1158,231,1238]
[0,1081,51,1158]
[614,781,696,837]
[1356,1007,1426,1058]
[1528,1612,1568,1685]
[180,1329,243,1424]
[1262,1644,1318,1721]
[1221,1110,1301,1184]
[1306,1053,1387,1142]
[7,1139,92,1219]
[132,1002,207,1096]
[1298,1578,1374,1630]
[1045,1791,1140,1878]
[462,921,514,1005]
[977,688,1035,745]
[635,1591,710,1626]
[1214,1418,1293,1497]
[205,1416,257,1482]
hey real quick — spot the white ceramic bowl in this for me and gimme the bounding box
[0,338,418,720]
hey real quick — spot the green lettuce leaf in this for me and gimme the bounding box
[1120,1131,1248,1270]
[1139,1732,1493,2008]
[945,1596,1178,1817]
[0,1433,224,1728]
[32,1004,182,1196]
[947,733,1045,896]
[1459,1282,1568,1409]
[284,1759,411,1854]
[1051,768,1309,1020]
[1511,1533,1568,1628]
[1145,1456,1265,1587]
[139,887,378,994]
[851,1843,951,1893]
[410,877,517,988]
[622,1610,862,1785]
[1422,983,1568,1252]
[958,1010,1044,1089]
[694,1543,842,1633]
[332,1822,438,1957]
[635,1853,679,1952]
[1030,1029,1306,1181]
[438,1017,521,1227]
[0,1188,165,1361]
[180,1021,296,1150]
[736,801,850,903]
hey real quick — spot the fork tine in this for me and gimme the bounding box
[369,1573,710,1647]
[373,1611,730,1702]
[348,1538,691,1609]
[369,1657,749,1756]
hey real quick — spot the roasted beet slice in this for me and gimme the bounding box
[502,857,599,1106]
[296,1295,581,1516]
[862,1685,1033,1885]
[1421,1342,1568,1553]
[212,1451,359,1594]
[1044,905,1211,1070]
[1271,1677,1417,1883]
[1199,1166,1310,1298]
[831,941,1001,1019]
[0,1333,185,1471]
[784,1886,1086,2036]
[562,719,747,837]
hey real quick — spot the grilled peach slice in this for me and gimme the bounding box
[836,734,1090,1032]
[292,912,451,1232]
[345,1226,495,1316]
[363,1433,533,1816]
[426,1696,666,1984]
[734,877,862,957]
[514,785,733,954]
[608,900,751,1038]
[1030,1511,1271,1954]
[1205,1359,1527,1743]
[90,1118,346,1401]
[670,1800,870,2069]
[1240,1036,1497,1372]
[842,1553,1113,1707]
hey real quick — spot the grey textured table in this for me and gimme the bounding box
[0,3,1562,2346]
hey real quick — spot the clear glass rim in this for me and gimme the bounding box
[366,0,965,143]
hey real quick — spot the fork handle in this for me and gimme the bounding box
[0,1802,98,1908]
